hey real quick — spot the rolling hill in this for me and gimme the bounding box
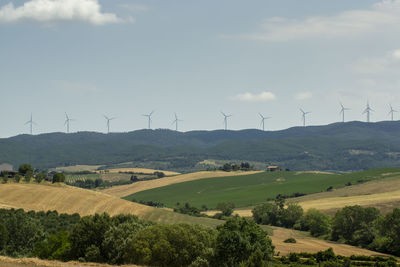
[124,168,400,209]
[0,183,220,227]
[2,121,400,171]
[0,182,391,258]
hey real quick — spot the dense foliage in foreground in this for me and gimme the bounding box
[252,198,400,257]
[0,208,398,266]
[0,209,274,266]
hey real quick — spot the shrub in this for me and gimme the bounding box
[216,202,235,217]
[52,173,66,183]
[283,237,296,243]
[34,173,46,183]
[14,174,21,183]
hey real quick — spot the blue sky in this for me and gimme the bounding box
[1,0,400,137]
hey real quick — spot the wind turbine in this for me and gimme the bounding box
[259,113,271,131]
[142,111,154,129]
[64,113,75,133]
[340,103,350,123]
[362,101,374,123]
[103,115,115,134]
[300,108,311,127]
[221,111,232,130]
[25,113,36,135]
[172,113,183,131]
[388,104,397,121]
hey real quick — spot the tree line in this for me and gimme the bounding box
[1,163,65,184]
[0,208,398,266]
[252,196,400,257]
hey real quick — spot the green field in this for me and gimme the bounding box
[124,168,400,209]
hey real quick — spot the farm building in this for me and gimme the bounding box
[267,166,280,172]
[0,163,13,172]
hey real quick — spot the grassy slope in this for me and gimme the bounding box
[102,170,261,198]
[125,168,400,209]
[0,183,220,227]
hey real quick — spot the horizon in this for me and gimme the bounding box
[3,119,399,139]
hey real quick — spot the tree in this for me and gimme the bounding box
[3,210,44,256]
[216,202,235,217]
[300,209,331,237]
[125,223,216,267]
[2,175,8,184]
[52,173,65,183]
[252,203,279,226]
[331,205,381,246]
[214,217,274,266]
[69,213,112,261]
[281,203,303,228]
[377,208,400,256]
[102,217,147,264]
[34,173,46,183]
[18,164,33,176]
[34,230,71,261]
[0,224,8,251]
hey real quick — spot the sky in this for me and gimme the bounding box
[1,0,400,137]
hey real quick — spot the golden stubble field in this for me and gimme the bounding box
[0,183,220,227]
[270,227,389,257]
[101,170,262,198]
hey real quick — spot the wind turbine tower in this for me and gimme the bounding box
[172,113,183,131]
[64,113,74,133]
[103,115,115,134]
[363,102,374,123]
[221,111,232,130]
[259,113,271,131]
[389,104,397,121]
[300,109,311,127]
[340,103,350,123]
[142,111,154,129]
[25,113,36,135]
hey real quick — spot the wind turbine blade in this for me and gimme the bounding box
[221,111,226,117]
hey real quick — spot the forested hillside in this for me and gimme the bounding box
[1,121,400,171]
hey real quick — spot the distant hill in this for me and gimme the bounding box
[2,121,400,171]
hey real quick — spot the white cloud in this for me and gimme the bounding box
[295,91,312,100]
[228,0,400,42]
[351,48,400,74]
[0,0,132,25]
[232,91,276,102]
[393,49,400,60]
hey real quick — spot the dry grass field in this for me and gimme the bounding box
[0,183,220,227]
[102,170,262,198]
[101,168,180,176]
[270,227,389,257]
[0,256,140,267]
